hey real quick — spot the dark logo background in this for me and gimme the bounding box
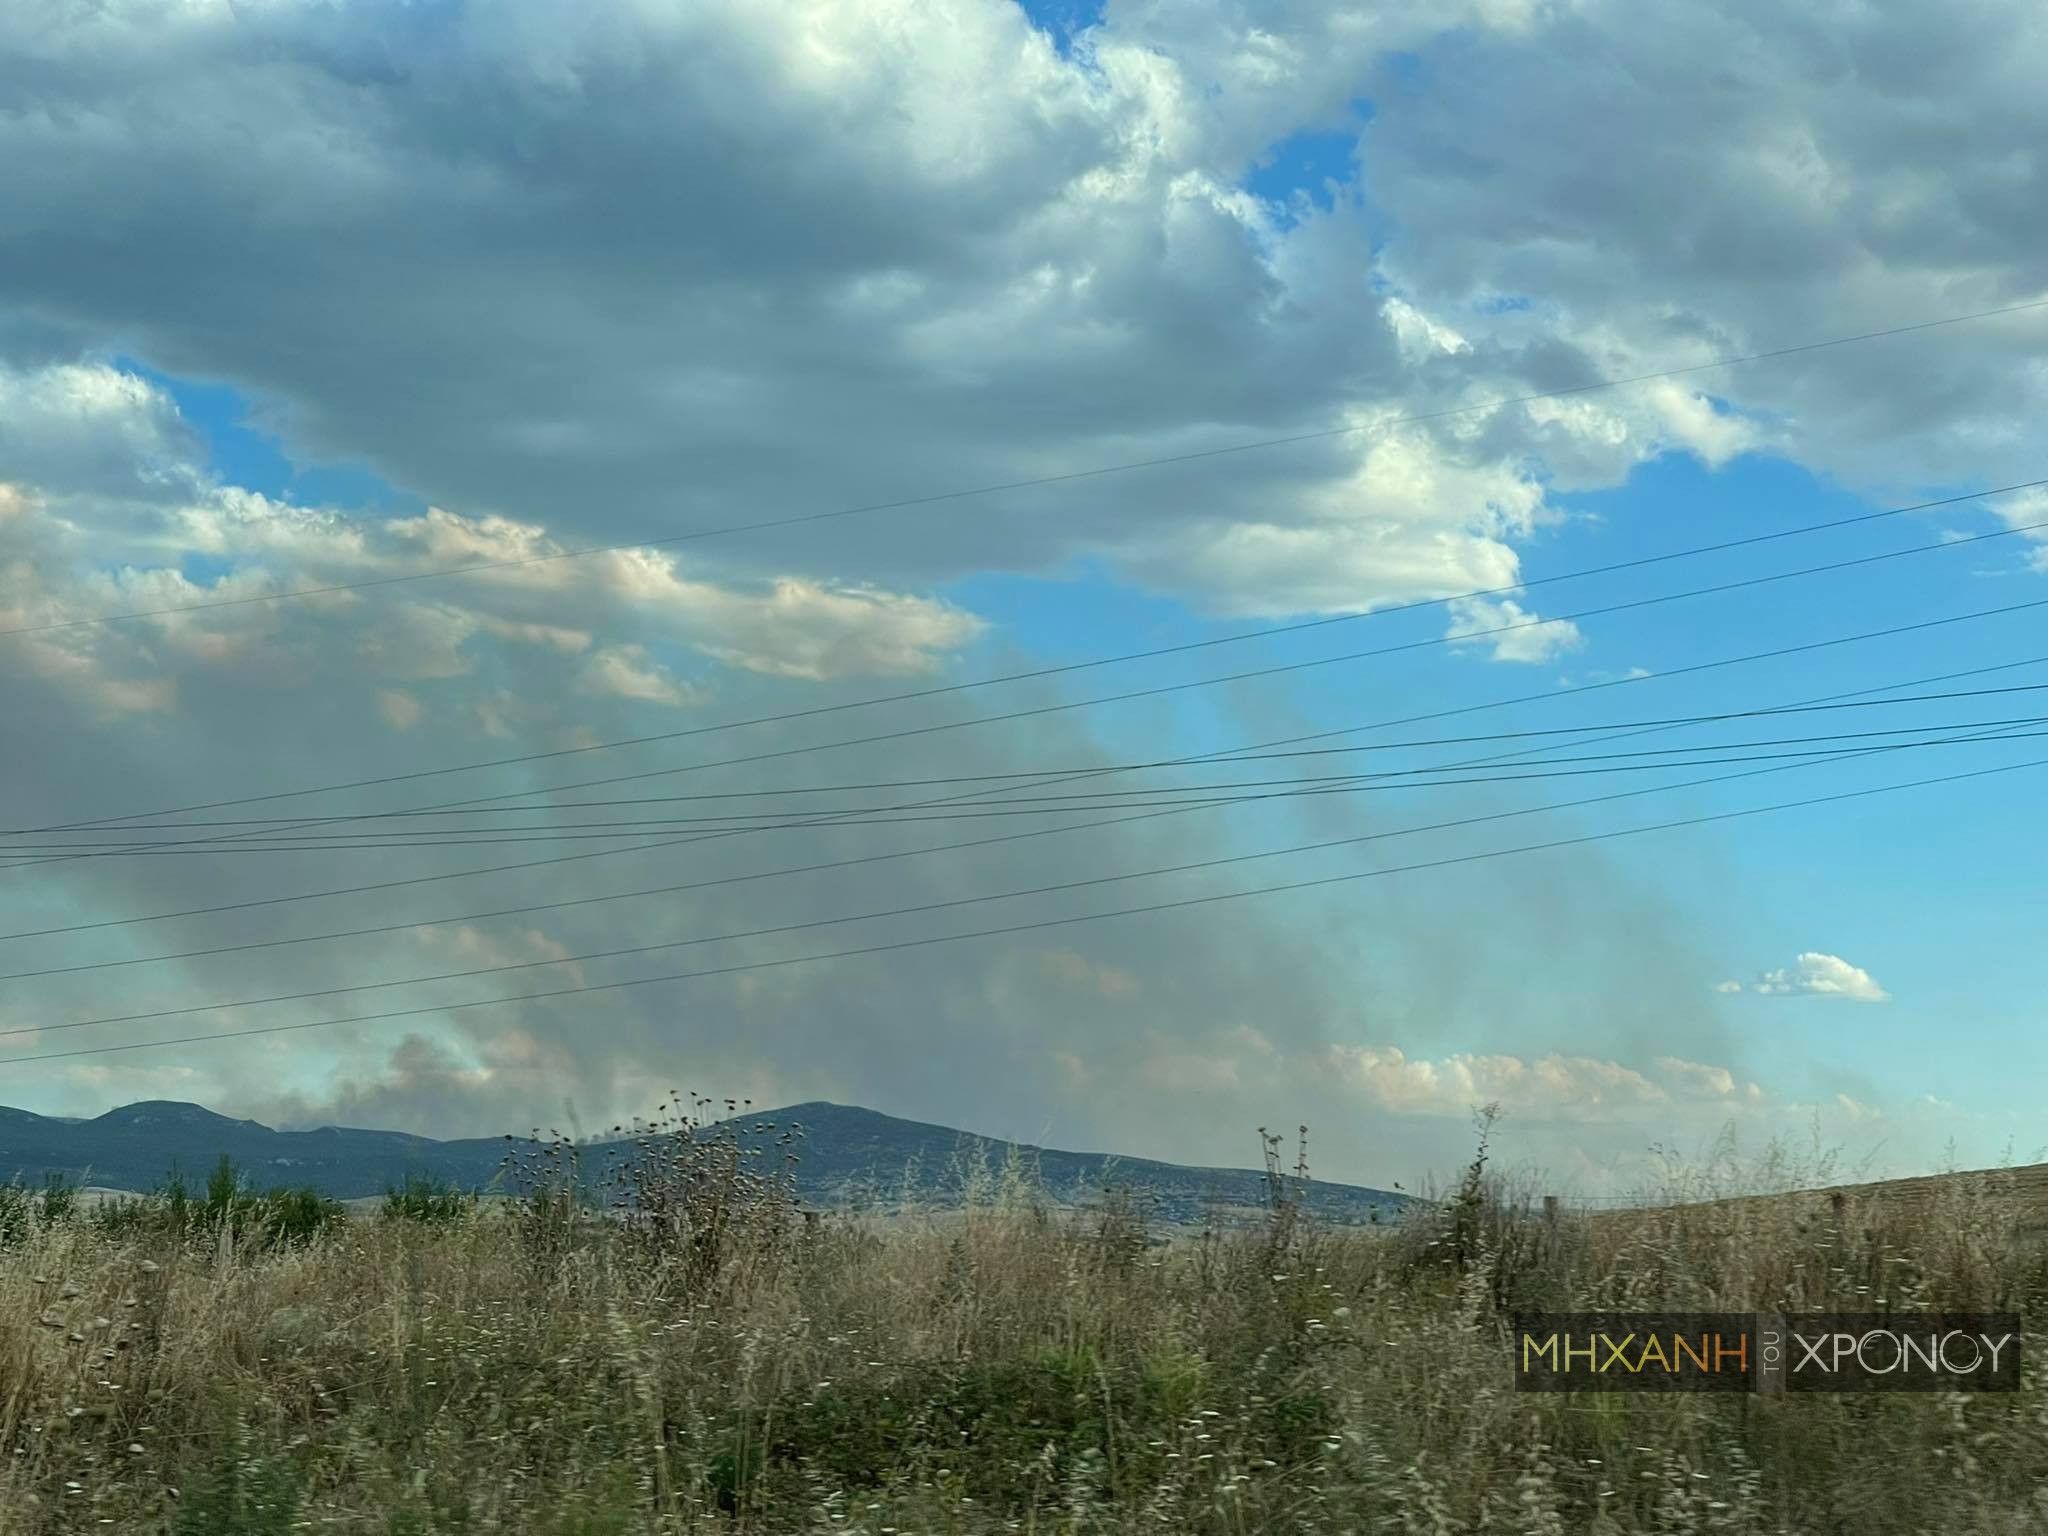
[1513,1312,2022,1393]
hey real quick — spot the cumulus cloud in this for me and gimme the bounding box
[1310,1045,1775,1128]
[1653,1056,1741,1098]
[1445,595,1584,663]
[579,646,702,708]
[1324,1043,1664,1119]
[0,0,2035,1183]
[8,0,2033,659]
[1358,0,2048,501]
[1741,952,1892,1002]
[1320,1043,1765,1121]
[0,362,986,723]
[682,580,986,681]
[0,0,1811,653]
[1990,487,2048,571]
[0,360,204,511]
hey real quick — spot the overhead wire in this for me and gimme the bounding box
[19,713,2043,1037]
[10,598,2048,942]
[9,715,2048,854]
[4,654,2045,982]
[10,744,2044,1066]
[18,677,2048,832]
[17,504,2046,879]
[8,475,2041,842]
[11,304,2047,1067]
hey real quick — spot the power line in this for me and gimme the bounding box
[5,731,2041,857]
[10,748,2042,1067]
[26,507,2045,870]
[12,715,2046,854]
[10,297,2045,647]
[299,517,2048,823]
[25,680,2048,831]
[17,477,2039,877]
[16,474,2044,840]
[9,721,2036,1012]
[9,664,2044,981]
[11,601,2046,942]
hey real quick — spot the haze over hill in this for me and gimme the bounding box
[0,1099,1408,1225]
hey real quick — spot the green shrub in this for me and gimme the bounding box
[255,1184,347,1245]
[37,1172,78,1225]
[175,1444,303,1536]
[382,1174,476,1225]
[0,1174,77,1245]
[8,1107,2048,1533]
[88,1158,344,1250]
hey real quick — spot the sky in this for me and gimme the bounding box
[2,0,2046,1196]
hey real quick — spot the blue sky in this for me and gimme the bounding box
[3,0,2045,1188]
[97,339,2048,1161]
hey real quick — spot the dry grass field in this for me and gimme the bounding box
[1595,1162,2048,1241]
[3,1111,2047,1535]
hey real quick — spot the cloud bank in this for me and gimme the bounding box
[3,0,2040,1185]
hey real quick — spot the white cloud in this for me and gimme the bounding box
[1383,295,1471,360]
[1991,487,2048,571]
[681,578,986,681]
[1445,595,1584,664]
[1653,1056,1738,1097]
[1358,0,2048,506]
[8,0,2030,653]
[0,0,1812,639]
[0,0,2036,1174]
[0,360,988,727]
[1748,951,1891,1002]
[1314,1044,1781,1125]
[579,645,701,708]
[1323,1043,1667,1120]
[0,361,202,509]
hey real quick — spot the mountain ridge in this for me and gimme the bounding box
[0,1098,1408,1224]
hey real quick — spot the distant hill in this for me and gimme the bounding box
[0,1099,1409,1225]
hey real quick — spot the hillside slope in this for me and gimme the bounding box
[0,1099,1407,1224]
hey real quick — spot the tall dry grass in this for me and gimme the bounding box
[2,1106,2046,1534]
